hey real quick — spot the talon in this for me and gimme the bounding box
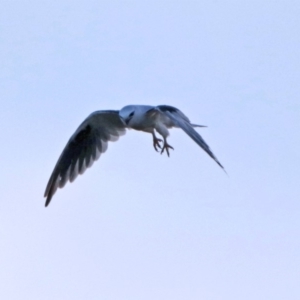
[161,142,174,157]
[153,137,162,152]
[152,132,163,152]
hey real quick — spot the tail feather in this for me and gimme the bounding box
[191,123,207,128]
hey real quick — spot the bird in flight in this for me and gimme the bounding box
[44,105,225,206]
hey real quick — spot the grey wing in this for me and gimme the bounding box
[157,105,225,170]
[44,110,126,207]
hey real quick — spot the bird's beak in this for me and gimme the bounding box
[120,113,134,126]
[120,117,127,126]
[124,116,133,126]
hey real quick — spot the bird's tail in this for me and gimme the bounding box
[191,123,207,128]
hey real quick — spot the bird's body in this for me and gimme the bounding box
[121,105,154,129]
[44,104,225,206]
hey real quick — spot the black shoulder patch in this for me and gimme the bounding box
[74,125,92,143]
[157,105,179,113]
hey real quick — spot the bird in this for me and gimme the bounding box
[44,105,225,206]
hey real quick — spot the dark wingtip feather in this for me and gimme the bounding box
[45,195,52,207]
[215,160,228,175]
[44,182,55,207]
[44,170,58,207]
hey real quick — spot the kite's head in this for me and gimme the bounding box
[119,105,136,125]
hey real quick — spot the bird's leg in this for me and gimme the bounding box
[152,131,162,152]
[161,137,174,157]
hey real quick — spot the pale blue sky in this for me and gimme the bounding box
[1,1,300,299]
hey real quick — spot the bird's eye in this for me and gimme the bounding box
[129,112,135,117]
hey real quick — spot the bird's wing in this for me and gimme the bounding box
[44,110,126,206]
[157,105,225,170]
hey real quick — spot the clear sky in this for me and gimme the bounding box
[1,1,300,299]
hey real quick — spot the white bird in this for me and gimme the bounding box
[44,105,225,206]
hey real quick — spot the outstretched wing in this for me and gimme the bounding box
[157,105,225,170]
[44,110,126,206]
